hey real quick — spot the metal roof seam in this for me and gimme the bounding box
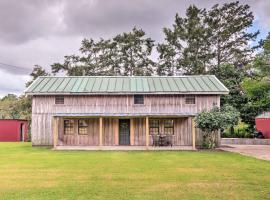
[26,77,43,92]
[62,78,72,92]
[193,77,205,91]
[212,75,229,91]
[82,78,90,92]
[71,77,82,92]
[36,77,51,92]
[199,76,212,91]
[207,76,221,91]
[178,78,188,91]
[89,78,96,92]
[165,78,172,91]
[186,77,198,92]
[43,77,58,92]
[52,77,65,92]
[171,78,181,91]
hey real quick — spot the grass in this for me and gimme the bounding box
[0,143,269,200]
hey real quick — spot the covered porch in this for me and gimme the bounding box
[52,115,196,150]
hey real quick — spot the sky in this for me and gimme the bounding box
[0,0,269,97]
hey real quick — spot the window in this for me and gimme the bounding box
[64,120,74,135]
[134,95,144,104]
[164,119,174,135]
[78,119,88,135]
[55,96,64,104]
[149,119,159,135]
[185,95,195,104]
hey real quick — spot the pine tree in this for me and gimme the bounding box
[158,1,259,75]
[206,1,259,71]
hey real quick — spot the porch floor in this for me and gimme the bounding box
[55,145,194,151]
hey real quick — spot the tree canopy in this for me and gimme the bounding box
[157,1,259,75]
[51,28,155,76]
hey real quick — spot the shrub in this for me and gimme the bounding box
[195,105,240,149]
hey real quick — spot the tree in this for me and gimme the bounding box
[207,1,259,71]
[214,64,248,111]
[195,105,239,149]
[26,65,50,87]
[52,27,155,76]
[158,1,259,75]
[113,27,155,76]
[158,5,213,75]
[239,32,270,127]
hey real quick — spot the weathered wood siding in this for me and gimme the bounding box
[31,94,220,145]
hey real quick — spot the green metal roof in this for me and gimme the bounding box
[25,75,229,95]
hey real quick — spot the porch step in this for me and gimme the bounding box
[54,146,194,151]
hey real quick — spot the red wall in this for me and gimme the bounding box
[0,120,28,142]
[256,118,270,139]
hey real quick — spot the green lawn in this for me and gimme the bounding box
[0,143,269,200]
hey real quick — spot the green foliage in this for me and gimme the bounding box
[0,95,31,120]
[215,64,248,110]
[195,105,239,148]
[52,27,155,76]
[26,65,49,87]
[239,33,270,126]
[158,1,258,75]
[157,5,212,75]
[222,122,252,138]
[240,78,270,126]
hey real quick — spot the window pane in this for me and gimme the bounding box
[164,128,174,135]
[78,119,88,135]
[134,95,144,104]
[55,96,64,104]
[185,96,195,104]
[150,119,159,128]
[164,119,174,135]
[149,119,159,135]
[164,119,174,128]
[150,128,159,135]
[64,120,74,134]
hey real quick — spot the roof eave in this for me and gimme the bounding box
[25,91,229,96]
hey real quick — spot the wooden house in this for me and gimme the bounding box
[25,76,229,149]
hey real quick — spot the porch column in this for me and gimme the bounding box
[53,116,59,149]
[99,117,103,146]
[191,117,196,150]
[145,117,149,148]
[130,118,134,145]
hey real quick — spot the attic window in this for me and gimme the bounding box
[185,95,195,104]
[55,96,64,104]
[134,95,144,104]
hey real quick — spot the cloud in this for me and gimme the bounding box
[0,0,269,97]
[0,69,30,97]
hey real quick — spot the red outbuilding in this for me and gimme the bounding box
[0,119,28,142]
[256,112,270,139]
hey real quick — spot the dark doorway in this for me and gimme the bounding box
[119,119,130,145]
[20,123,24,141]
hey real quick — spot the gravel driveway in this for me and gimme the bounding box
[220,145,270,161]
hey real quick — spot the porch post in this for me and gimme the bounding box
[192,117,196,150]
[130,118,134,146]
[99,117,103,146]
[145,117,149,148]
[53,116,59,149]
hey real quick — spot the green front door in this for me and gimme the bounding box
[119,119,130,145]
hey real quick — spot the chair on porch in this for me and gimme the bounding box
[152,134,160,146]
[163,135,173,147]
